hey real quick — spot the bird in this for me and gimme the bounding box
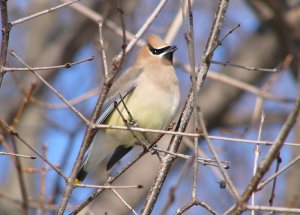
[75,34,180,184]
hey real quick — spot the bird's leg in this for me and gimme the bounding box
[167,121,176,130]
[148,144,162,162]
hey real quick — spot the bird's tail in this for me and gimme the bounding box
[75,167,88,184]
[74,130,135,184]
[74,131,117,184]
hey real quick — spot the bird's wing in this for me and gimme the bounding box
[106,145,133,170]
[96,65,143,124]
[78,66,143,176]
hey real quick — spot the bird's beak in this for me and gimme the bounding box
[165,45,178,54]
[163,46,177,63]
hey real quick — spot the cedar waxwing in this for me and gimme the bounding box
[75,34,180,184]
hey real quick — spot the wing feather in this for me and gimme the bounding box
[78,66,143,177]
[97,65,142,124]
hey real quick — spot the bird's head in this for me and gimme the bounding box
[136,34,177,65]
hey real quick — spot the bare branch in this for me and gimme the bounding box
[175,200,217,215]
[0,0,11,86]
[1,56,94,72]
[11,0,81,26]
[0,151,36,159]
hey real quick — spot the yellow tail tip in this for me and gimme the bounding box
[74,178,81,185]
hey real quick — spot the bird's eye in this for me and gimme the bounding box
[149,46,158,55]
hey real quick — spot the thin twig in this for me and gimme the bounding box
[98,21,109,78]
[152,146,229,168]
[0,151,36,159]
[11,0,81,26]
[75,184,142,189]
[251,111,264,215]
[207,135,300,147]
[246,205,300,213]
[0,135,22,167]
[207,23,240,57]
[1,56,94,72]
[117,6,127,56]
[22,166,60,174]
[211,60,278,73]
[268,154,281,206]
[96,124,199,138]
[112,189,138,215]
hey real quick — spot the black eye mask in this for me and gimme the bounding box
[148,45,171,55]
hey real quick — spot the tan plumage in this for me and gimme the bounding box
[75,34,180,183]
[147,34,167,47]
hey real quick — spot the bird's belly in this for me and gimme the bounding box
[105,86,178,146]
